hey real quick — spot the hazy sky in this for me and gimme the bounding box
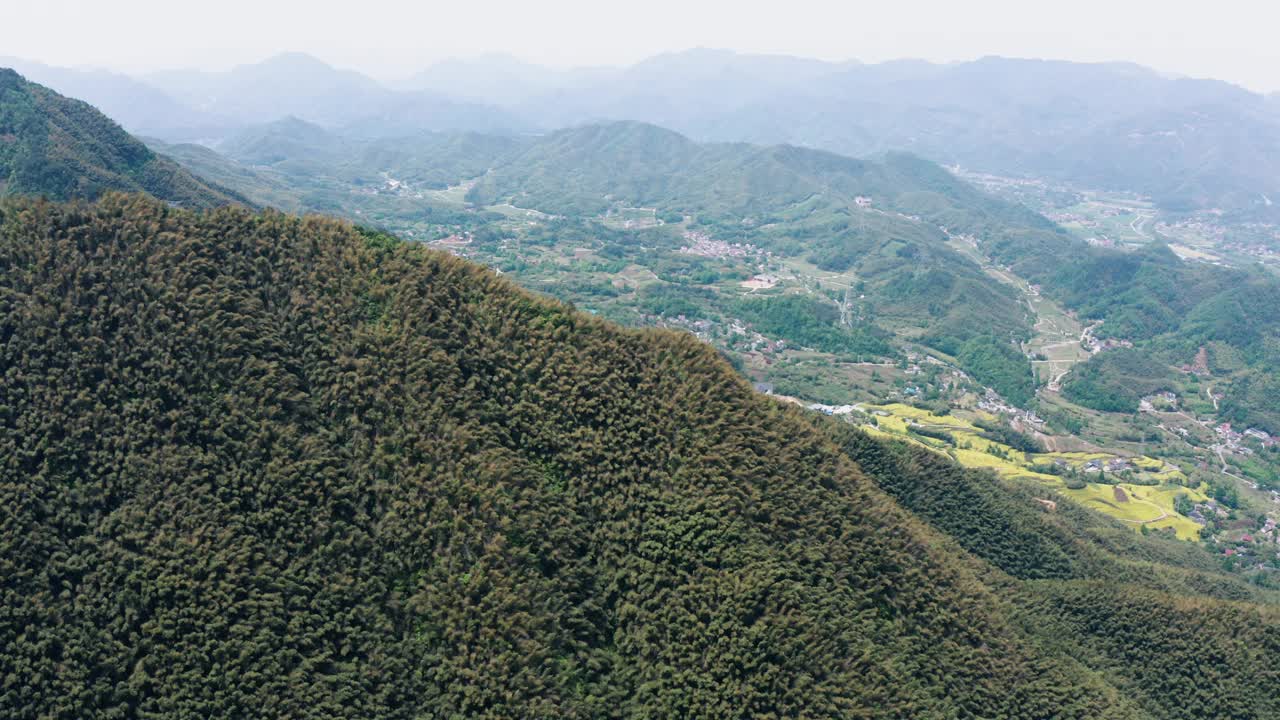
[5,0,1279,92]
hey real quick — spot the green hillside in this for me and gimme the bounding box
[0,69,242,207]
[467,122,1057,235]
[466,121,1062,372]
[144,136,308,212]
[1,195,1276,718]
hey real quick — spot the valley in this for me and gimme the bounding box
[140,116,1280,559]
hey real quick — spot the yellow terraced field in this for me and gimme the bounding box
[861,424,935,452]
[872,403,976,427]
[953,448,1025,472]
[1037,451,1114,463]
[1059,483,1205,540]
[1062,485,1164,522]
[1144,483,1210,506]
[1148,469,1188,483]
[859,404,1206,540]
[873,415,911,434]
[1144,515,1205,539]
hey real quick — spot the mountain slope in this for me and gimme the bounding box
[4,195,1275,717]
[0,69,242,207]
[983,209,1280,433]
[143,136,308,212]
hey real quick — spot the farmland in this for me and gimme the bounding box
[855,402,1205,539]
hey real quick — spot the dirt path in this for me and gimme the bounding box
[1130,212,1154,238]
[1116,497,1168,524]
[1047,367,1072,392]
[1205,384,1219,411]
[1151,422,1198,450]
[1215,445,1256,488]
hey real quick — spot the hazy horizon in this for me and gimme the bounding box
[5,0,1280,93]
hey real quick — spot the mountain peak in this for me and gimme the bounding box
[249,51,335,72]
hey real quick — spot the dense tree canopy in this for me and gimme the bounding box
[0,196,1276,719]
[955,334,1037,406]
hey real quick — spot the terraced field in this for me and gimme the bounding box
[860,403,1205,539]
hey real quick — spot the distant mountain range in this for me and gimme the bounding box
[4,53,526,142]
[0,69,242,207]
[7,49,1280,217]
[499,51,1280,218]
[414,50,1280,219]
[177,114,1059,402]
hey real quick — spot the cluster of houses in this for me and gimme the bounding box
[1222,517,1280,563]
[806,403,858,416]
[740,273,779,290]
[725,321,786,356]
[679,232,767,260]
[1154,217,1229,245]
[1084,336,1133,354]
[1255,516,1279,543]
[1224,238,1280,266]
[1080,457,1133,474]
[359,173,429,201]
[1139,391,1180,413]
[977,389,1045,427]
[431,232,473,247]
[1187,498,1231,526]
[1215,423,1277,456]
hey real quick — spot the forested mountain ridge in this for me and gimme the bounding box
[468,120,1058,233]
[0,69,243,207]
[1,195,1277,718]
